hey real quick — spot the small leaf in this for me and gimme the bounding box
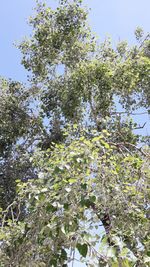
[68,178,76,184]
[76,243,88,258]
[144,256,150,263]
[49,258,57,267]
[81,183,87,190]
[61,249,67,260]
[64,203,69,210]
[100,140,110,149]
[46,204,57,213]
[65,164,70,170]
[89,195,96,203]
[41,188,48,193]
[65,187,71,192]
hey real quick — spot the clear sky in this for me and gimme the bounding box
[0,1,149,265]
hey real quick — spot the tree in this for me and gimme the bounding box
[0,0,150,266]
[0,78,44,211]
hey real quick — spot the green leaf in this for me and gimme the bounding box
[61,249,67,260]
[68,178,76,184]
[89,195,96,203]
[49,258,57,267]
[81,183,87,190]
[107,247,116,258]
[64,203,69,210]
[147,251,150,257]
[65,187,71,193]
[100,140,110,149]
[144,256,150,263]
[76,243,88,258]
[41,188,48,193]
[46,204,57,213]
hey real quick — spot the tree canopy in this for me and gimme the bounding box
[0,0,150,266]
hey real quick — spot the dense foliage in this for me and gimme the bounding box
[0,0,150,266]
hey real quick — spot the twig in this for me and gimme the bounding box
[86,240,108,262]
[111,111,149,116]
[1,201,17,228]
[133,122,146,130]
[108,141,149,157]
[72,249,75,267]
[11,206,15,223]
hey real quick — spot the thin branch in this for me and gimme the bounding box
[72,249,75,267]
[1,201,17,228]
[11,206,15,223]
[111,111,149,116]
[139,33,150,49]
[108,141,149,157]
[86,240,108,262]
[133,122,146,130]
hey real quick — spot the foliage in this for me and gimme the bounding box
[19,0,150,123]
[0,131,150,266]
[0,78,44,210]
[0,0,150,266]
